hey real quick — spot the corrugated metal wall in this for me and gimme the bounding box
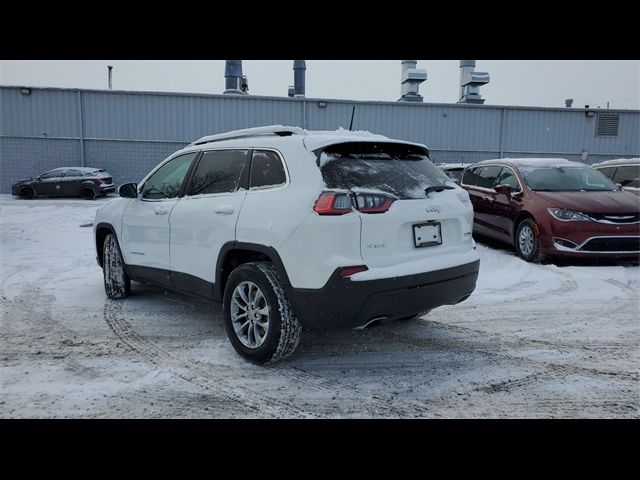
[1,86,638,192]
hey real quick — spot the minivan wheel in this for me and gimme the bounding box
[515,219,545,262]
[103,233,131,299]
[19,186,35,200]
[223,262,301,364]
[80,188,96,200]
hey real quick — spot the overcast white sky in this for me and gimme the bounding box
[1,60,639,109]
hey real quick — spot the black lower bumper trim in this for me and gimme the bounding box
[288,260,480,330]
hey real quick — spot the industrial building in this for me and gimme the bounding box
[1,60,638,193]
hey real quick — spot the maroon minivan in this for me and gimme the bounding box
[460,158,640,262]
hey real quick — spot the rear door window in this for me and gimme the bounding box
[476,166,502,189]
[613,165,640,188]
[65,169,83,177]
[596,166,616,179]
[461,167,479,186]
[187,150,250,196]
[318,142,450,199]
[250,150,286,189]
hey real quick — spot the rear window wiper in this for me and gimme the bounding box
[425,185,455,196]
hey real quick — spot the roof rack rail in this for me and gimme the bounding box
[189,125,306,146]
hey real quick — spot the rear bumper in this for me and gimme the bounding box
[287,260,480,330]
[97,184,115,194]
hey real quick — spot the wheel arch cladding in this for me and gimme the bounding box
[215,242,292,302]
[95,222,117,267]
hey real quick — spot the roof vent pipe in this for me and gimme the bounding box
[565,98,573,108]
[224,60,247,94]
[398,60,427,102]
[458,60,489,104]
[293,60,306,97]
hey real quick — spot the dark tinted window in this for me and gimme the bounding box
[476,166,502,188]
[613,165,640,188]
[461,167,479,186]
[596,166,616,179]
[142,152,196,199]
[41,170,64,179]
[65,169,83,177]
[250,151,286,188]
[188,150,249,195]
[319,142,450,200]
[496,167,520,191]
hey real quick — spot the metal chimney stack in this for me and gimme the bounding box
[293,60,306,97]
[107,65,113,90]
[224,60,247,94]
[565,99,574,108]
[399,60,427,102]
[458,60,490,104]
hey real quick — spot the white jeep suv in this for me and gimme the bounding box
[94,126,480,363]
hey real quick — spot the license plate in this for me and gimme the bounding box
[413,222,442,247]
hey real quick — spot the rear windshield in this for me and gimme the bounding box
[521,165,618,192]
[318,142,451,199]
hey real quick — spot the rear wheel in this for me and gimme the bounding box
[103,233,131,299]
[223,262,301,364]
[515,219,545,262]
[18,186,35,200]
[80,188,96,200]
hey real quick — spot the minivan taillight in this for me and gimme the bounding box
[314,192,353,215]
[354,193,395,213]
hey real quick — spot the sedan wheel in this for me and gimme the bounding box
[19,186,35,200]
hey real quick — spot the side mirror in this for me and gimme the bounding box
[494,184,514,195]
[119,183,138,198]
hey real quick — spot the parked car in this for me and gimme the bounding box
[94,125,480,363]
[12,167,115,200]
[591,158,640,197]
[436,163,471,184]
[459,158,640,262]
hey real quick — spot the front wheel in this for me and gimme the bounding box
[223,262,301,364]
[19,186,35,199]
[103,233,131,299]
[515,219,545,262]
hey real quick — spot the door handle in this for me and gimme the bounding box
[154,207,169,215]
[214,205,235,215]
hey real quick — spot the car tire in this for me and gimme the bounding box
[103,233,131,299]
[18,186,35,200]
[223,262,301,364]
[80,188,96,200]
[515,219,545,263]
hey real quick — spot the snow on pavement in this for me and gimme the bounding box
[1,194,638,418]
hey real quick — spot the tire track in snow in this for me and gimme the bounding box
[103,299,314,418]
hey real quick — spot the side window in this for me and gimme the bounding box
[461,167,479,186]
[141,152,197,200]
[496,167,521,191]
[250,150,287,189]
[476,166,502,189]
[596,166,616,179]
[613,165,640,188]
[41,170,63,179]
[187,150,249,196]
[65,169,82,177]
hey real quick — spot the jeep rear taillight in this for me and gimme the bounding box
[314,192,353,215]
[338,265,368,277]
[354,193,395,213]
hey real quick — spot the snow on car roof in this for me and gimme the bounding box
[591,158,640,167]
[476,158,580,168]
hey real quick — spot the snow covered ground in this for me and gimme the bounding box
[1,194,638,418]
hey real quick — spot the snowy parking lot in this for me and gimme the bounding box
[1,194,638,418]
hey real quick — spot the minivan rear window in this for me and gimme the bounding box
[318,142,451,199]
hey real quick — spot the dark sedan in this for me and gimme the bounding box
[11,167,115,200]
[459,158,640,262]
